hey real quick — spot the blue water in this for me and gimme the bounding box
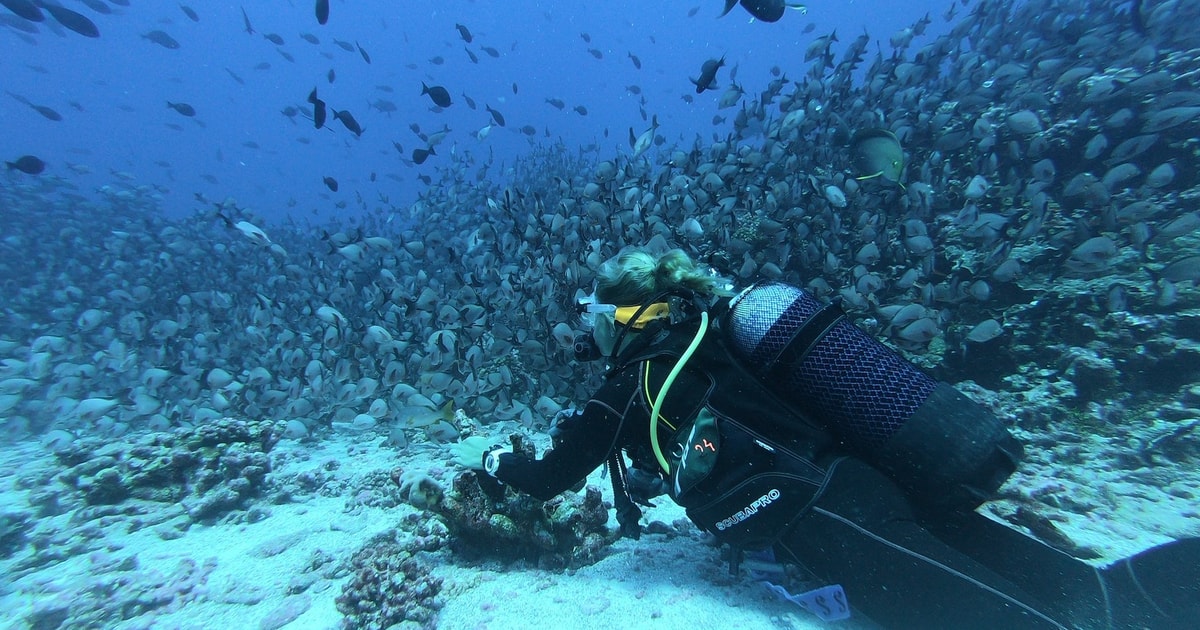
[1,0,943,223]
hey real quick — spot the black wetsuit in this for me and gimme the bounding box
[493,318,1200,629]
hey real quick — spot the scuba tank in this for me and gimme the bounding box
[722,282,1022,512]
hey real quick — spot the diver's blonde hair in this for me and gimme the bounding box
[595,249,733,305]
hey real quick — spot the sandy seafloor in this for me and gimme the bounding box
[1,434,871,630]
[1,419,1197,630]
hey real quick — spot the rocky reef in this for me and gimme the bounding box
[335,528,444,630]
[328,432,619,629]
[433,470,616,571]
[425,435,618,571]
[32,418,278,528]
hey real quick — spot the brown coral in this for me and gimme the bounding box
[335,529,443,630]
[432,470,617,570]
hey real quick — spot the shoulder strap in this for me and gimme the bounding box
[608,291,718,373]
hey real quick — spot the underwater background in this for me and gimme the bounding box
[2,0,1199,628]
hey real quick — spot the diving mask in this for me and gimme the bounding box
[575,291,671,359]
[577,291,671,330]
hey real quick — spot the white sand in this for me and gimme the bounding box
[0,435,876,630]
[3,423,1197,630]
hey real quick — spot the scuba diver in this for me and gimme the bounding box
[452,248,1200,629]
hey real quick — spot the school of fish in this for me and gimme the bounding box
[2,0,1199,466]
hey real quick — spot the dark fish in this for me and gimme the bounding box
[1058,19,1087,45]
[277,49,294,63]
[687,6,700,17]
[545,98,565,110]
[574,105,588,116]
[6,155,44,174]
[628,52,642,69]
[300,33,319,44]
[462,93,476,109]
[264,33,284,45]
[1154,255,1200,285]
[180,4,199,22]
[225,68,245,84]
[412,147,435,165]
[512,82,518,94]
[455,23,472,43]
[327,68,335,83]
[1108,134,1158,163]
[520,125,536,136]
[422,83,451,108]
[31,104,61,121]
[143,30,181,49]
[481,46,499,58]
[723,0,801,22]
[429,55,445,65]
[933,128,970,152]
[3,14,39,32]
[464,47,478,64]
[307,87,326,129]
[587,48,603,59]
[240,6,254,34]
[691,55,725,93]
[370,98,396,114]
[0,0,43,22]
[485,104,505,126]
[580,32,591,43]
[323,176,338,192]
[333,109,363,136]
[333,39,354,52]
[850,128,905,184]
[356,41,371,64]
[735,0,790,22]
[315,0,329,25]
[804,31,837,62]
[42,3,99,37]
[1142,107,1200,134]
[167,101,196,117]
[1129,0,1146,34]
[80,0,111,15]
[911,12,932,36]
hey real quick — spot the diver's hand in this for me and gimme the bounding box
[451,436,491,470]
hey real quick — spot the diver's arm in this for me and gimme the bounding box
[490,380,636,501]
